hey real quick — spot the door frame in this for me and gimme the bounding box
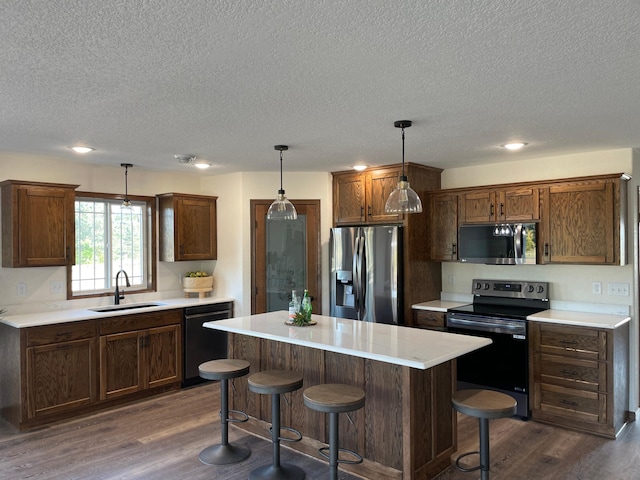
[250,199,322,315]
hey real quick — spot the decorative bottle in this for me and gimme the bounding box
[301,289,312,321]
[288,290,298,323]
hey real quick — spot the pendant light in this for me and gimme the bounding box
[121,163,133,208]
[384,120,423,214]
[267,145,297,220]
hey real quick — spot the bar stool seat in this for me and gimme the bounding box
[451,389,517,480]
[303,384,365,480]
[198,359,251,466]
[248,370,305,480]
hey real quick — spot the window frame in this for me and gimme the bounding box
[67,191,157,300]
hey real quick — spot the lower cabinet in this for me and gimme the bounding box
[0,309,182,430]
[529,321,629,438]
[99,311,182,401]
[411,309,446,331]
[25,321,98,420]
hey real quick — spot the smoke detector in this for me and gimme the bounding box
[175,154,196,164]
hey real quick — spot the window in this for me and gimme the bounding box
[69,192,156,298]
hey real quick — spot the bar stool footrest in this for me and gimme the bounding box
[268,425,302,443]
[455,450,482,472]
[319,446,363,465]
[226,408,249,423]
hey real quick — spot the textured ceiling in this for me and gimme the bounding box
[2,0,640,174]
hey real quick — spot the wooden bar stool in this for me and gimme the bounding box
[451,389,517,480]
[303,383,365,480]
[198,359,251,465]
[248,370,305,480]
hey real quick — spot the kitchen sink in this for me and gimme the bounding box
[89,302,166,313]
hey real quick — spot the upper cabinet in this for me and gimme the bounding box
[333,166,403,225]
[430,192,459,261]
[1,180,78,268]
[157,193,218,261]
[429,173,629,266]
[460,186,540,223]
[539,175,627,265]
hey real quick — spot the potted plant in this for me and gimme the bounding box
[183,271,213,290]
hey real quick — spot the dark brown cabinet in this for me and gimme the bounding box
[529,321,629,438]
[0,309,182,430]
[1,180,78,267]
[99,311,182,401]
[332,166,403,225]
[430,192,459,261]
[538,175,627,265]
[157,193,217,261]
[411,309,446,331]
[24,321,98,420]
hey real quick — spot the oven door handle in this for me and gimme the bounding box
[447,317,525,335]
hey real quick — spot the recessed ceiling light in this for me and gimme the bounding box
[353,165,368,171]
[501,142,528,151]
[70,146,95,154]
[194,162,211,169]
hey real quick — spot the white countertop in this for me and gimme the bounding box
[527,310,631,329]
[412,300,470,312]
[203,311,491,370]
[0,296,235,328]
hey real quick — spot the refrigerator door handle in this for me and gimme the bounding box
[352,235,361,318]
[356,232,366,320]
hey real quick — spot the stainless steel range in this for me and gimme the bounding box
[446,279,549,419]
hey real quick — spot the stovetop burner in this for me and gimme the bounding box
[448,278,550,320]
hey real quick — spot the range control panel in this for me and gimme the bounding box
[471,279,548,300]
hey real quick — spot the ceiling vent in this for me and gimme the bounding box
[175,154,196,164]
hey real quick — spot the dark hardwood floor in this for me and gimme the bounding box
[1,382,638,479]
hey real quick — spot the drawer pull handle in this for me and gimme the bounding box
[560,399,578,407]
[561,369,579,376]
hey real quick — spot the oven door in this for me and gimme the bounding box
[447,313,529,418]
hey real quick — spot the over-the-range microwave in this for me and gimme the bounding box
[458,223,537,265]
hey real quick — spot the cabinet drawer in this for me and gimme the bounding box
[537,353,606,392]
[538,324,606,360]
[412,310,446,330]
[99,309,182,335]
[27,320,97,347]
[536,383,605,424]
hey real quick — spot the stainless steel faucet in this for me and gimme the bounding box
[114,270,130,305]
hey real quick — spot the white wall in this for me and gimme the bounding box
[0,154,333,317]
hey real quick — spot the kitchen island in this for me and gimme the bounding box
[203,311,491,480]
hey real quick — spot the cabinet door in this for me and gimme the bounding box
[146,324,182,388]
[460,190,495,223]
[176,196,217,260]
[11,185,75,267]
[367,168,402,223]
[100,330,144,400]
[430,193,458,261]
[540,180,615,264]
[498,187,540,221]
[26,337,97,419]
[333,173,366,224]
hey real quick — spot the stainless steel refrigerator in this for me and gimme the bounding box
[329,225,403,324]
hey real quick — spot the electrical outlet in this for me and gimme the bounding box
[607,283,630,296]
[592,282,602,295]
[50,280,65,294]
[17,283,27,296]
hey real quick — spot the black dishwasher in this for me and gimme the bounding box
[183,302,232,386]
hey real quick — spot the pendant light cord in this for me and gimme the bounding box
[401,126,406,178]
[125,165,129,200]
[279,149,284,192]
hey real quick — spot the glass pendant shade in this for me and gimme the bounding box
[267,145,298,220]
[384,120,423,214]
[385,176,423,213]
[267,190,297,220]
